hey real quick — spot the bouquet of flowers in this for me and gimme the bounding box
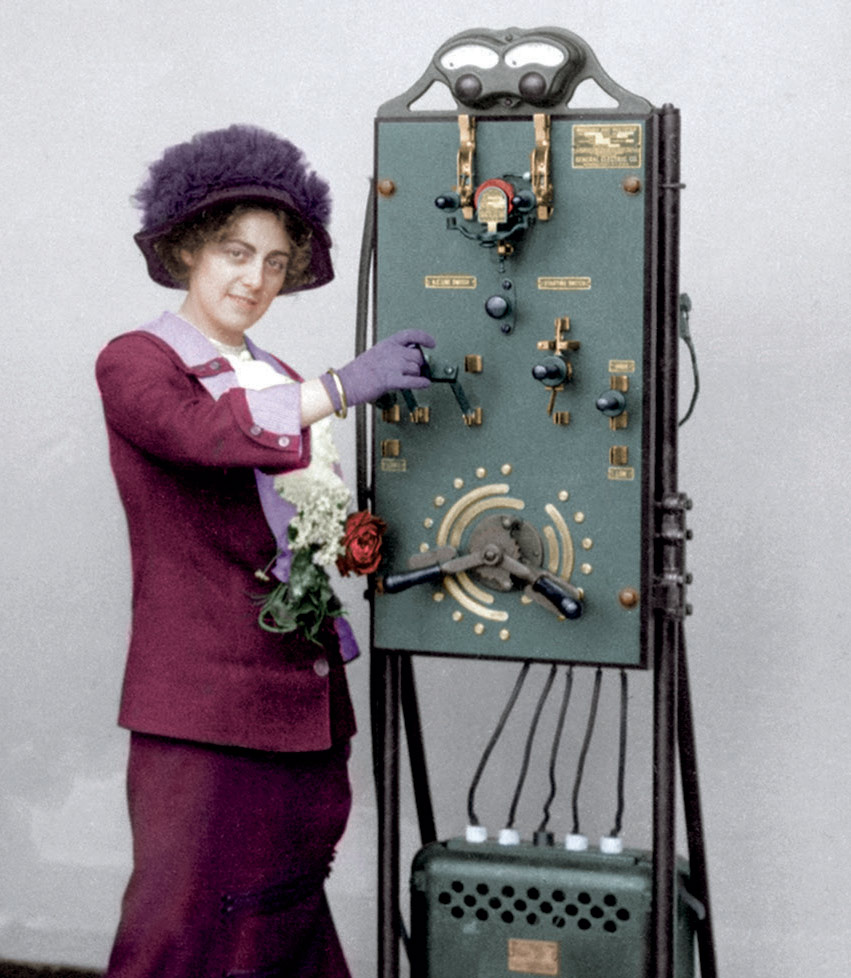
[256,416,385,643]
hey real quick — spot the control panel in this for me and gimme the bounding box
[369,28,674,668]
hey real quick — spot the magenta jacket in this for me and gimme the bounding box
[96,313,356,752]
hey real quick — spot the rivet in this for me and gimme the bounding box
[582,538,593,550]
[574,512,586,524]
[433,592,445,602]
[619,587,640,609]
[452,610,463,622]
[501,463,513,475]
[474,623,485,635]
[423,518,434,529]
[581,563,593,575]
[434,495,446,507]
[377,179,397,197]
[623,176,642,195]
[499,629,511,641]
[558,490,570,502]
[454,478,465,489]
[476,467,487,479]
[419,543,430,553]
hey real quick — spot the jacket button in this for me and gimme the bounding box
[209,359,221,371]
[313,657,330,678]
[249,424,263,436]
[277,435,290,448]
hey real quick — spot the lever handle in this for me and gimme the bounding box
[382,564,446,593]
[532,576,583,619]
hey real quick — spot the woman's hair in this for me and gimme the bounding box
[153,201,314,290]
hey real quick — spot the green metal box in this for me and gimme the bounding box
[410,839,696,977]
[372,112,662,666]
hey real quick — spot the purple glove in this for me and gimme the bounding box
[334,329,435,407]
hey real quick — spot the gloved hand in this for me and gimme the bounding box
[336,329,435,407]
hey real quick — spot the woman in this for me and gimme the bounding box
[96,124,433,977]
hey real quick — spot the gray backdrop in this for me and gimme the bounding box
[1,1,848,975]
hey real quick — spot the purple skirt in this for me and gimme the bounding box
[106,733,353,978]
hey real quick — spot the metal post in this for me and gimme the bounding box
[652,102,682,978]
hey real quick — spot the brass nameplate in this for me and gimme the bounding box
[573,124,642,169]
[380,458,407,472]
[508,938,559,976]
[608,466,636,482]
[425,275,477,290]
[609,359,636,373]
[538,276,591,291]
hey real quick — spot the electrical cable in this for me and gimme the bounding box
[506,664,558,830]
[610,669,629,837]
[467,662,531,826]
[678,293,699,427]
[538,666,574,832]
[571,668,603,835]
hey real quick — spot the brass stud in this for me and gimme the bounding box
[582,537,593,550]
[475,467,487,479]
[623,176,642,195]
[558,490,570,502]
[452,610,463,622]
[619,587,640,609]
[501,463,513,476]
[499,629,511,641]
[453,478,465,489]
[434,495,446,507]
[474,623,485,635]
[377,179,397,197]
[574,512,586,524]
[581,563,593,575]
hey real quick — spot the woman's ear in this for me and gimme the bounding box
[180,248,195,270]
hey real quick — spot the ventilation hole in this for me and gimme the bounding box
[604,893,618,907]
[540,901,553,914]
[451,881,464,893]
[566,904,578,916]
[578,918,592,930]
[553,916,566,928]
[502,885,515,897]
[590,906,604,919]
[502,911,515,924]
[476,908,489,921]
[617,908,631,922]
[476,883,490,895]
[527,887,541,900]
[451,907,464,919]
[604,920,618,933]
[489,897,502,909]
[464,895,476,907]
[514,899,528,912]
[578,892,591,904]
[527,913,539,926]
[438,892,451,905]
[552,889,566,902]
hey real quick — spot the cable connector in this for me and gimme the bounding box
[465,824,488,844]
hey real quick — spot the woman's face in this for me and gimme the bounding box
[179,209,292,344]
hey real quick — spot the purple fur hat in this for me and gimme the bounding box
[133,124,333,294]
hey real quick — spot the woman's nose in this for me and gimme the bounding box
[240,259,264,287]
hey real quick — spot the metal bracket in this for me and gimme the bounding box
[456,114,476,220]
[531,113,553,221]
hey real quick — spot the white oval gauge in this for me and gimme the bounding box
[504,41,566,68]
[439,43,500,71]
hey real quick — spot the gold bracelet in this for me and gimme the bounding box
[325,368,348,419]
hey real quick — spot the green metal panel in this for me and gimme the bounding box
[411,840,696,978]
[372,113,659,666]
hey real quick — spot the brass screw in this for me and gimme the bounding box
[619,587,640,609]
[377,179,397,197]
[623,176,642,195]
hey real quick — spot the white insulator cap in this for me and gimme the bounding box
[564,833,589,851]
[600,835,624,855]
[465,824,488,844]
[498,827,521,846]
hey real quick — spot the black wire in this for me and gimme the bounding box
[506,665,558,830]
[538,667,574,832]
[467,662,531,826]
[571,668,603,835]
[610,669,629,837]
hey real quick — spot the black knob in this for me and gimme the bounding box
[434,193,460,211]
[455,73,483,103]
[519,71,548,101]
[532,356,567,386]
[595,390,626,417]
[484,295,511,319]
[382,564,445,593]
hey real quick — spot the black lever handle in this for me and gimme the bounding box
[532,576,583,620]
[382,564,445,593]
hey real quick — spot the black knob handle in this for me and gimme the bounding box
[435,193,461,211]
[485,295,511,319]
[382,564,445,594]
[532,356,568,387]
[595,390,626,417]
[532,576,583,620]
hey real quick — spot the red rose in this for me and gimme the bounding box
[337,511,387,577]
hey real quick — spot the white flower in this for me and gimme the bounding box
[274,416,351,567]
